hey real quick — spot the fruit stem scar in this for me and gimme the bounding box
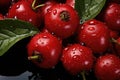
[60,11,70,22]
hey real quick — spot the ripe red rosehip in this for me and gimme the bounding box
[44,4,80,39]
[27,32,62,69]
[61,44,94,75]
[7,0,41,28]
[78,19,110,54]
[104,3,120,31]
[95,54,120,80]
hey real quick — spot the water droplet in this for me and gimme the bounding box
[73,55,77,59]
[14,16,17,19]
[43,35,47,38]
[29,18,32,22]
[72,48,76,51]
[84,61,89,65]
[53,9,57,15]
[16,4,20,9]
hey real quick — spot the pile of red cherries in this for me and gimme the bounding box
[0,0,120,80]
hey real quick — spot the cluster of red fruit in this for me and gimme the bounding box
[0,0,120,80]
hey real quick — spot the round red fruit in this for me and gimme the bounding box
[104,3,120,31]
[7,0,41,27]
[78,19,110,54]
[95,54,120,80]
[61,44,94,75]
[45,4,80,39]
[27,32,62,69]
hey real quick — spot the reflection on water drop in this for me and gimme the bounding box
[14,16,17,19]
[16,5,20,9]
[53,9,57,15]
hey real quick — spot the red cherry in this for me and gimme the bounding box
[7,0,42,28]
[27,32,62,69]
[61,44,94,75]
[44,4,80,39]
[78,19,110,54]
[104,3,120,31]
[95,54,120,80]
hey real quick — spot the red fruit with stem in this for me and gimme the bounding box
[95,54,120,80]
[61,44,94,76]
[104,3,120,31]
[78,19,110,54]
[44,4,80,39]
[7,0,43,28]
[27,32,62,69]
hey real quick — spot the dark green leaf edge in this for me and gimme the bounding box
[0,19,39,56]
[75,0,106,24]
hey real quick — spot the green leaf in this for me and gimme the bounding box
[0,19,39,56]
[75,0,106,24]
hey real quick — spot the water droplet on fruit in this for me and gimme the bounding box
[29,18,32,22]
[43,35,47,38]
[14,16,17,19]
[72,48,76,51]
[16,5,20,9]
[84,61,89,65]
[73,55,77,59]
[47,8,51,13]
[53,9,57,15]
[115,69,120,74]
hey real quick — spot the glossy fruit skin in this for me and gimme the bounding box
[45,4,80,39]
[0,14,4,20]
[66,0,75,8]
[40,1,57,25]
[104,3,120,31]
[7,0,41,27]
[61,44,94,75]
[27,32,62,69]
[95,54,120,80]
[78,19,110,54]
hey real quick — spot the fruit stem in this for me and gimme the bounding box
[81,71,86,80]
[32,0,44,10]
[28,55,39,60]
[111,38,120,45]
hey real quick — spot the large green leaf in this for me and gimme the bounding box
[75,0,106,24]
[0,19,39,56]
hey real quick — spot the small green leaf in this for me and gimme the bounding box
[0,19,39,56]
[75,0,106,24]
